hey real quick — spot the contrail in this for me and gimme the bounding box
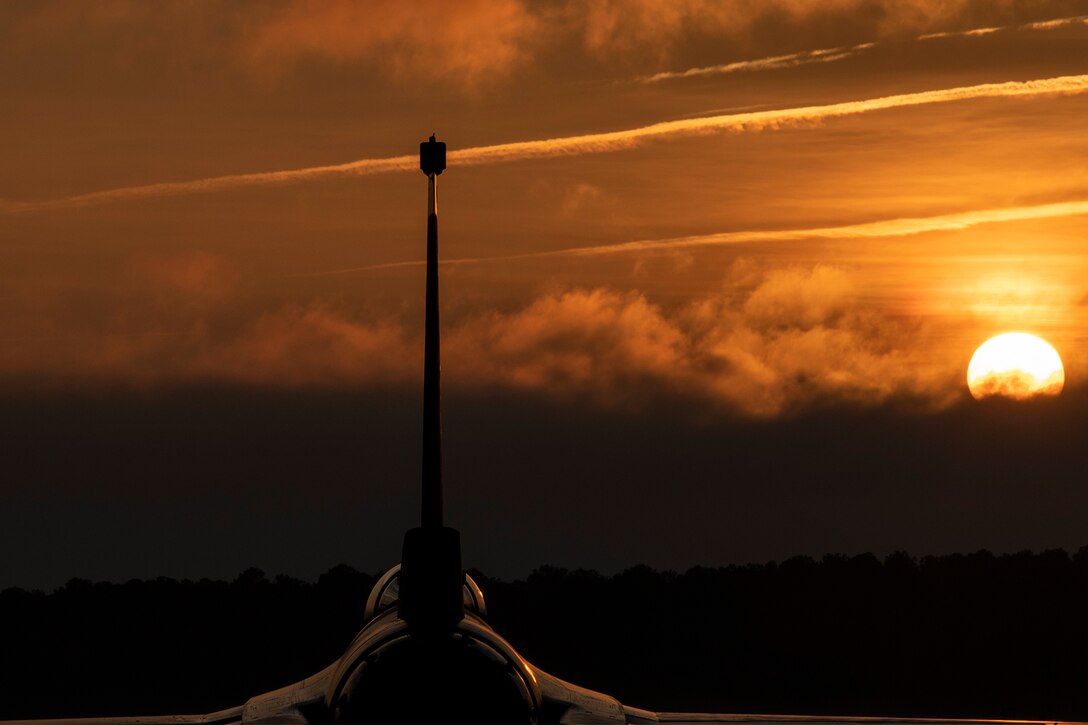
[638,44,874,83]
[307,200,1088,275]
[551,200,1088,258]
[4,74,1088,213]
[0,155,417,213]
[918,27,1002,40]
[1026,15,1088,30]
[643,14,1088,83]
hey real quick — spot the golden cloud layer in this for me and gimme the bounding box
[0,264,955,417]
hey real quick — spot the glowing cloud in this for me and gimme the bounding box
[3,270,937,416]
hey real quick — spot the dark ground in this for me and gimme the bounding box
[2,547,1087,721]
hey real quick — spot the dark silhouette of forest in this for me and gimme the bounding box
[3,547,1088,720]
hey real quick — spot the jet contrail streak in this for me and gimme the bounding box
[549,200,1088,258]
[307,201,1088,275]
[1026,15,1088,29]
[644,15,1088,84]
[639,44,873,83]
[918,27,1001,40]
[4,75,1088,213]
[440,75,1088,167]
[644,15,1087,83]
[0,156,417,213]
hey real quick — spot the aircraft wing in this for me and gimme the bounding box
[530,664,1080,725]
[1,663,334,725]
[0,712,242,725]
[5,604,1080,725]
[3,660,1081,725]
[627,714,1074,725]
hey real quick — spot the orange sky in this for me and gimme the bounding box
[4,1,1088,586]
[4,0,1088,416]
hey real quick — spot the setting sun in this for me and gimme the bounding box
[967,333,1064,400]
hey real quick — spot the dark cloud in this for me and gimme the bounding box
[3,382,1087,591]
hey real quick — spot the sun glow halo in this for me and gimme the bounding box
[967,333,1064,400]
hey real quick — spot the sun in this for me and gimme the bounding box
[967,333,1064,400]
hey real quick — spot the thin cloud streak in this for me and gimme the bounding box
[446,75,1088,165]
[645,14,1088,84]
[316,201,1088,275]
[0,156,417,212]
[1025,15,1088,29]
[914,13,1088,37]
[549,201,1088,258]
[4,75,1088,213]
[639,44,872,83]
[918,27,1001,40]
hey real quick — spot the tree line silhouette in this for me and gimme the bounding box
[3,547,1088,720]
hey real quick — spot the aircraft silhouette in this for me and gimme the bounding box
[5,136,1081,725]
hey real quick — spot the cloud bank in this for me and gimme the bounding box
[446,270,941,416]
[1,265,952,417]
